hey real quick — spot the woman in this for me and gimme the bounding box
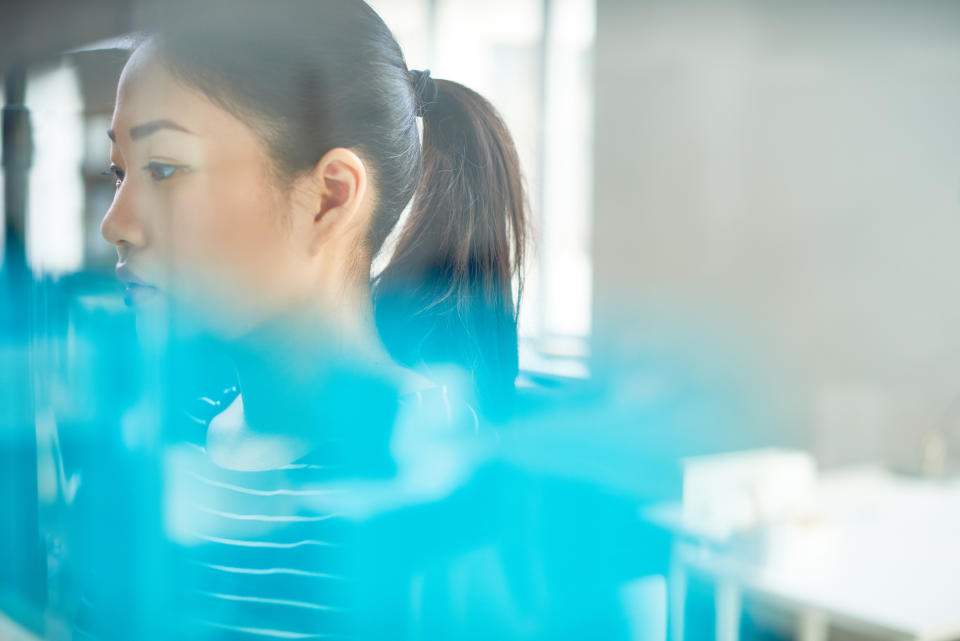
[94,1,528,639]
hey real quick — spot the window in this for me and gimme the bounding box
[375,0,595,377]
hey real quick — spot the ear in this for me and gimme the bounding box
[305,147,369,251]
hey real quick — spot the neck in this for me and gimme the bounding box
[226,277,405,439]
[324,275,394,368]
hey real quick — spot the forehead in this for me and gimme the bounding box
[111,45,262,152]
[115,47,194,126]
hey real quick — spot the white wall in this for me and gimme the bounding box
[593,0,960,468]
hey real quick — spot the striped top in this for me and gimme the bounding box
[160,383,479,641]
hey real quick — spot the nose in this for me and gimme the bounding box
[100,181,147,250]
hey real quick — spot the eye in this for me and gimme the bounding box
[101,164,125,187]
[143,161,185,182]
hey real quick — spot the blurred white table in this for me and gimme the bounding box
[644,466,960,641]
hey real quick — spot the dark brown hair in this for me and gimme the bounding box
[145,0,527,416]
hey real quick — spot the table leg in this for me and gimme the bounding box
[668,547,686,641]
[715,578,741,641]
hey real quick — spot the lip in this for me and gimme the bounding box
[115,262,154,288]
[115,263,159,307]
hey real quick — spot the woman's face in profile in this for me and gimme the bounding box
[101,45,316,337]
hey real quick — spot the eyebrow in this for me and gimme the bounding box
[107,119,194,142]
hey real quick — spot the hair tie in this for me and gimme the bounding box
[409,68,438,117]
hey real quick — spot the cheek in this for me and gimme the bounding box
[161,177,302,319]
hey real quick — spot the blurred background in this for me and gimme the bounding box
[5,1,960,640]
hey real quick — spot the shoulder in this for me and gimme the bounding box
[399,384,481,436]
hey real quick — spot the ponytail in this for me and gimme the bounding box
[373,78,528,418]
